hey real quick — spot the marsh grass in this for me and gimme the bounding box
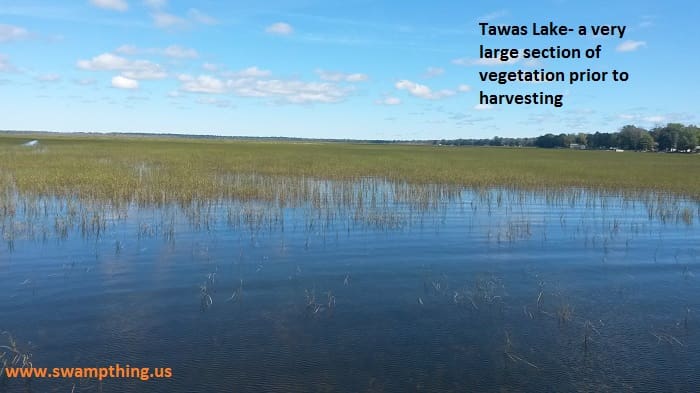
[502,331,538,370]
[226,279,244,303]
[2,134,700,205]
[303,288,336,317]
[582,320,600,352]
[0,331,33,380]
[1,181,697,257]
[557,303,575,326]
[651,331,684,347]
[199,273,216,311]
[449,274,506,314]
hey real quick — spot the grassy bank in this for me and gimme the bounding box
[1,133,699,203]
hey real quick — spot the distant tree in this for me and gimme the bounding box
[535,133,558,148]
[617,125,650,150]
[587,132,601,148]
[677,128,698,151]
[656,123,683,151]
[444,122,696,151]
[559,133,574,147]
[604,133,618,148]
[587,132,616,149]
[638,132,654,151]
[685,125,700,149]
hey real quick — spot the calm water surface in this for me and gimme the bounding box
[1,184,699,392]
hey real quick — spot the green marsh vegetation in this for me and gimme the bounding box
[1,133,699,206]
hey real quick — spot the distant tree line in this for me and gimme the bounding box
[434,123,700,152]
[432,136,537,147]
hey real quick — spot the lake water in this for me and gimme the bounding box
[1,182,699,392]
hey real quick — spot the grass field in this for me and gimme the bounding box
[1,133,699,204]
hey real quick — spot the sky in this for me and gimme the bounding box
[0,0,697,139]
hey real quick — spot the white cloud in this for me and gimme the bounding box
[638,16,655,29]
[177,74,226,93]
[473,104,493,111]
[152,12,188,29]
[478,9,508,22]
[177,73,352,104]
[89,0,128,11]
[376,97,401,105]
[74,78,97,86]
[36,73,61,82]
[618,112,692,125]
[0,24,29,42]
[0,54,15,72]
[345,73,368,82]
[115,44,138,55]
[230,66,271,78]
[395,79,455,100]
[188,9,218,25]
[238,80,350,103]
[163,45,198,59]
[77,53,167,79]
[522,59,541,68]
[143,0,166,9]
[616,40,646,52]
[643,115,664,123]
[266,22,293,35]
[121,67,165,79]
[196,97,231,108]
[112,75,139,89]
[452,57,520,66]
[219,66,272,80]
[115,44,198,59]
[152,9,217,29]
[316,69,368,82]
[202,62,219,72]
[396,80,429,97]
[458,84,471,92]
[424,67,444,78]
[78,53,129,70]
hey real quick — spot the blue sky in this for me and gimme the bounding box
[0,0,697,139]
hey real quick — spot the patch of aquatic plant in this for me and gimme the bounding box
[556,302,575,326]
[583,319,601,352]
[502,331,538,369]
[199,270,217,311]
[2,173,699,254]
[0,331,33,379]
[651,331,684,347]
[447,274,506,313]
[226,279,244,303]
[303,288,336,317]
